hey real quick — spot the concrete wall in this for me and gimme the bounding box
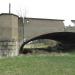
[24,18,65,40]
[0,14,12,39]
[0,14,19,56]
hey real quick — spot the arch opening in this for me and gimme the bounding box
[19,32,75,54]
[19,39,63,54]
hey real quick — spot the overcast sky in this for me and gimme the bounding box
[0,0,75,26]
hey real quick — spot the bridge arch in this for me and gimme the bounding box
[19,32,75,53]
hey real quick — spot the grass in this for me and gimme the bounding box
[0,54,75,75]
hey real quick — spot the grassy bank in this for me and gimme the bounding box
[0,54,75,75]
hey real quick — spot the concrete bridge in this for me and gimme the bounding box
[0,13,75,56]
[19,17,64,46]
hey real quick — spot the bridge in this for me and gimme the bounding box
[19,17,64,45]
[0,13,75,56]
[19,18,75,53]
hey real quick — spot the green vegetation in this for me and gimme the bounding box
[21,39,62,54]
[22,39,75,54]
[24,39,57,49]
[0,54,75,75]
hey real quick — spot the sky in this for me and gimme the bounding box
[0,0,75,26]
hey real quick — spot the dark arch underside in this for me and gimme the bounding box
[20,32,75,52]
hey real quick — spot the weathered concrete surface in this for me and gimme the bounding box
[0,13,19,56]
[18,17,24,46]
[24,18,65,40]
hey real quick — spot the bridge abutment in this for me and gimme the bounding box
[0,13,19,57]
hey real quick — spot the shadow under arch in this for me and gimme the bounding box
[20,32,75,53]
